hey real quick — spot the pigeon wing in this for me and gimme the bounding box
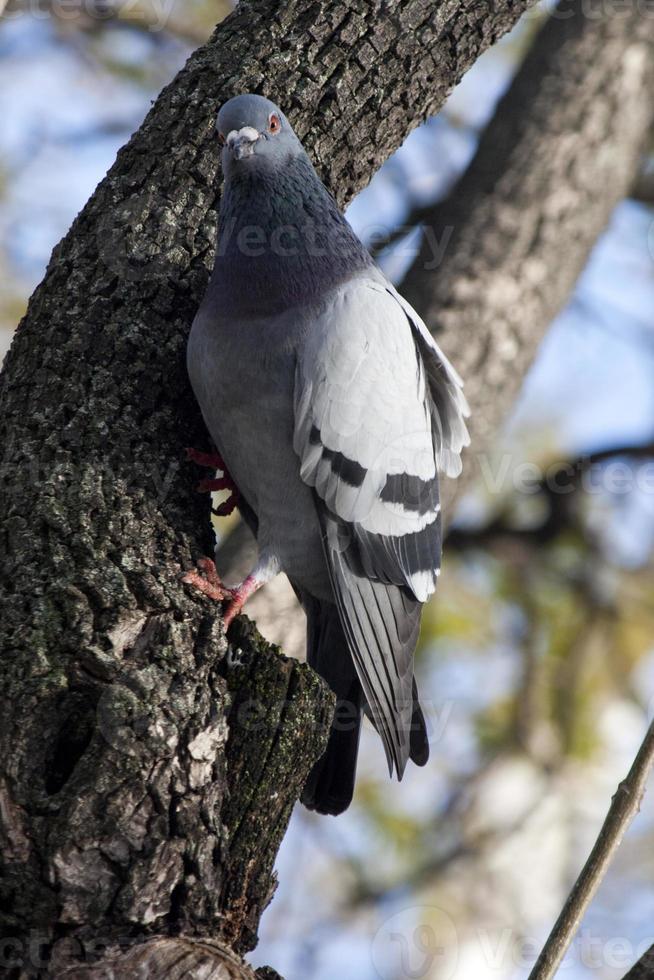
[294,275,469,775]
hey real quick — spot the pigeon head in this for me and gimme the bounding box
[211,93,372,316]
[216,94,302,176]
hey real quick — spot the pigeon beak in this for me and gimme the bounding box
[227,126,260,160]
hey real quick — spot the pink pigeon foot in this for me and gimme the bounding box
[186,446,241,516]
[185,446,226,470]
[181,557,229,602]
[221,574,260,627]
[181,558,261,627]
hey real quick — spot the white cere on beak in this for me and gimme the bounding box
[226,126,260,159]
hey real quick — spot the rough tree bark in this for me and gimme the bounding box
[0,1,543,977]
[236,0,654,656]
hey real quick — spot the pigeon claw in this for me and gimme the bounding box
[197,476,240,515]
[187,447,240,515]
[185,446,226,470]
[212,490,240,517]
[181,557,229,603]
[222,574,258,628]
[181,559,257,628]
[197,476,233,494]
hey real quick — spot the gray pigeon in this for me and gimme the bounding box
[184,94,469,815]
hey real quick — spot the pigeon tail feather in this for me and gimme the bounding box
[300,595,363,815]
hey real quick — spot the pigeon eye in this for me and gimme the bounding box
[268,114,281,135]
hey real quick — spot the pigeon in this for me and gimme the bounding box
[184,94,470,815]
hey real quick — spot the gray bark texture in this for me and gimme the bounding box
[0,1,544,977]
[235,0,654,657]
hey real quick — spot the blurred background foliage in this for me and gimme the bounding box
[2,2,654,978]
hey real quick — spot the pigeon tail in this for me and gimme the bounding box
[300,596,362,816]
[409,680,430,767]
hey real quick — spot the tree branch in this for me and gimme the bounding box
[631,169,654,206]
[400,0,654,462]
[622,943,654,978]
[528,719,654,980]
[445,439,654,551]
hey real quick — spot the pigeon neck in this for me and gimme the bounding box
[209,155,372,318]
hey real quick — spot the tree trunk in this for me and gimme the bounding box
[0,1,541,976]
[401,0,654,459]
[236,0,654,656]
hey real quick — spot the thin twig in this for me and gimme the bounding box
[528,718,654,980]
[622,942,654,978]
